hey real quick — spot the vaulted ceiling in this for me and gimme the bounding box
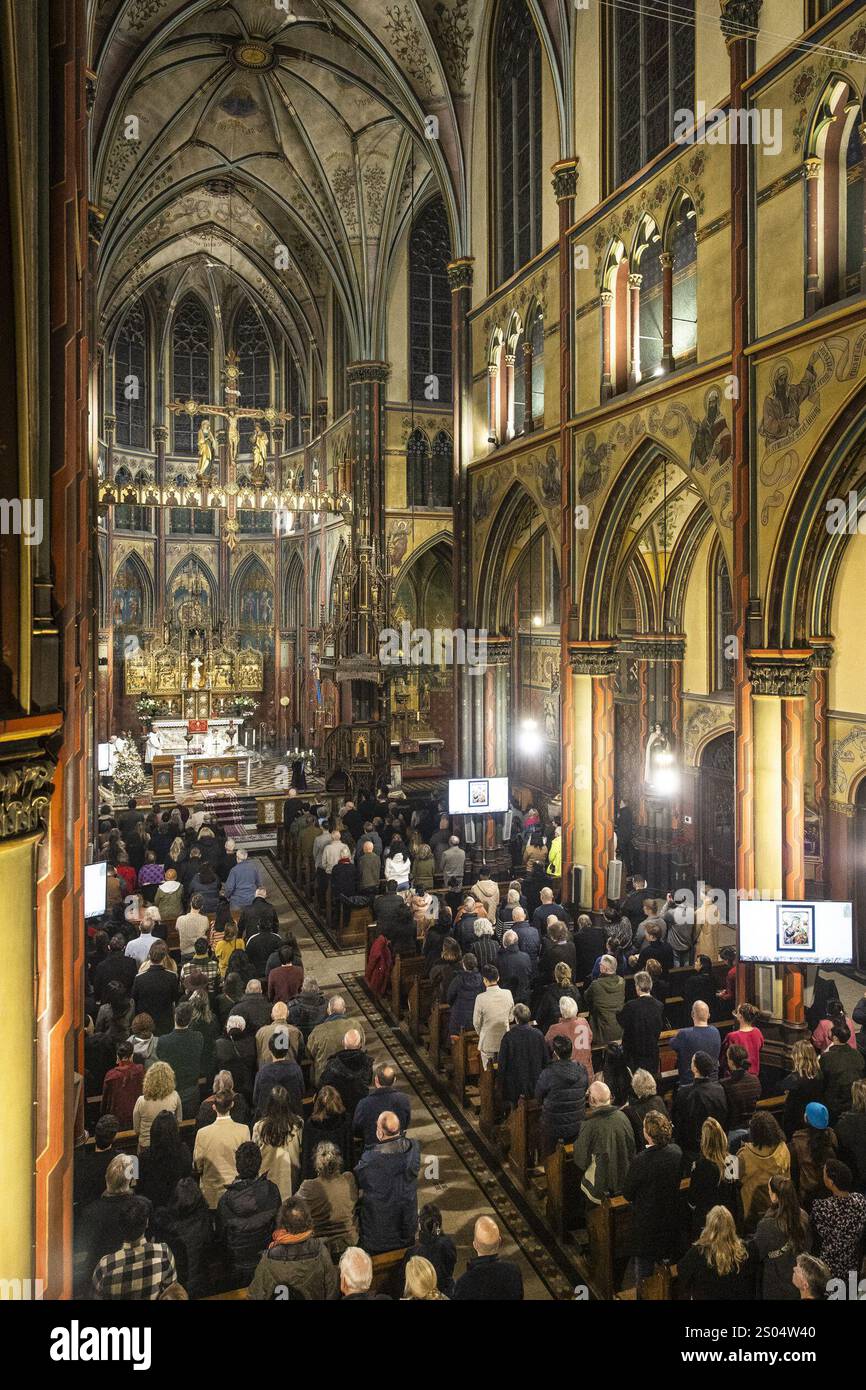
[88,0,571,363]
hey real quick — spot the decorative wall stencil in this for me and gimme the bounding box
[123,0,166,32]
[789,20,862,151]
[683,702,735,767]
[363,165,388,229]
[432,0,474,91]
[831,724,866,799]
[331,166,359,234]
[385,6,436,98]
[105,134,139,194]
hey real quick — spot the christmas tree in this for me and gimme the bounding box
[112,737,146,799]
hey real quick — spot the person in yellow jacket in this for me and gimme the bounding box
[547,826,562,880]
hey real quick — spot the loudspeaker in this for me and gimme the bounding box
[606,857,624,902]
[570,864,587,907]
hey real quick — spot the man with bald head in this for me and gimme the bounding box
[353,1062,412,1147]
[354,1109,421,1254]
[572,1080,636,1205]
[670,998,722,1084]
[307,994,365,1083]
[453,1215,524,1300]
[320,1027,374,1115]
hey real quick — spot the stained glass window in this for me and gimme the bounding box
[613,1,695,187]
[431,431,453,507]
[530,309,545,424]
[671,198,697,361]
[236,301,271,455]
[114,303,147,448]
[407,429,429,507]
[409,196,452,404]
[714,550,735,693]
[286,350,305,449]
[495,0,542,283]
[171,296,211,455]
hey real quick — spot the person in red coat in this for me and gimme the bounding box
[267,945,305,1005]
[100,1040,144,1129]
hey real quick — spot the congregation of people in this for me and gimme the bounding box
[77,787,866,1300]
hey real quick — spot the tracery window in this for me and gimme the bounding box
[613,0,695,187]
[494,0,542,283]
[114,303,148,448]
[409,196,453,404]
[171,296,211,455]
[236,301,271,455]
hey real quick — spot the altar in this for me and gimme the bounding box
[178,752,253,789]
[151,718,239,755]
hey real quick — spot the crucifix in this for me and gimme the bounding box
[168,349,295,548]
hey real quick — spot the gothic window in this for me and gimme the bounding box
[637,227,663,380]
[409,196,453,404]
[431,431,453,507]
[407,428,429,507]
[670,195,698,363]
[713,548,735,693]
[511,326,526,437]
[114,505,152,533]
[602,244,631,398]
[236,302,271,455]
[806,82,864,312]
[286,350,306,449]
[239,509,274,534]
[613,0,695,187]
[114,303,147,448]
[171,296,211,455]
[494,0,542,284]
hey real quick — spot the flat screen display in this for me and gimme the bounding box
[738,899,853,965]
[448,777,509,816]
[84,861,108,920]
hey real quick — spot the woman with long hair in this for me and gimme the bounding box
[535,960,582,1034]
[781,1038,824,1139]
[402,1255,449,1300]
[678,1205,756,1299]
[252,1084,304,1200]
[739,1111,791,1230]
[812,997,857,1055]
[790,1102,838,1209]
[687,1117,743,1237]
[187,986,219,1080]
[137,1109,193,1207]
[300,1085,351,1178]
[399,1202,457,1297]
[723,1002,765,1076]
[132,1060,182,1149]
[753,1175,812,1300]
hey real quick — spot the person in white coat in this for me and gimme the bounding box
[193,1091,251,1209]
[472,965,515,1069]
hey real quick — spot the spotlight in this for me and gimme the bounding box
[517,718,542,756]
[651,749,680,797]
[532,613,543,627]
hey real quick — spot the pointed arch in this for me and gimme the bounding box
[170,292,212,455]
[111,550,154,629]
[477,480,559,632]
[283,548,305,633]
[231,553,274,629]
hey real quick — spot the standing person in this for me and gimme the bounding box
[686,1117,742,1238]
[572,1080,636,1205]
[694,889,722,963]
[678,1206,756,1300]
[812,998,858,1055]
[583,955,626,1049]
[136,1111,193,1208]
[400,1204,457,1297]
[496,1007,548,1109]
[215,1141,282,1286]
[222,849,263,918]
[622,1110,684,1286]
[535,1035,589,1155]
[617,970,663,1075]
[753,1175,813,1301]
[252,1084,303,1201]
[155,1000,203,1117]
[721,1044,762,1141]
[446,953,484,1037]
[91,1196,176,1301]
[354,1111,420,1255]
[670,1001,722,1084]
[781,1039,825,1140]
[192,1090,252,1210]
[738,1112,791,1231]
[723,1003,765,1076]
[295,1142,359,1260]
[811,1159,866,1280]
[246,1197,339,1302]
[790,1102,838,1210]
[131,941,180,1035]
[131,1061,182,1150]
[835,1078,866,1189]
[820,1024,865,1124]
[673,1052,729,1163]
[453,1216,523,1301]
[100,1041,144,1129]
[472,965,514,1069]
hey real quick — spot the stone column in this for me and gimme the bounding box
[810,640,833,868]
[804,157,822,314]
[600,290,613,401]
[860,122,866,293]
[748,649,812,1024]
[522,340,534,433]
[552,157,579,892]
[659,251,674,371]
[721,0,763,916]
[628,273,642,387]
[568,644,618,909]
[448,256,474,775]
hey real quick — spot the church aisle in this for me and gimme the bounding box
[257,856,574,1300]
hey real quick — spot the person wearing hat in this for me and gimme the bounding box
[790,1102,839,1211]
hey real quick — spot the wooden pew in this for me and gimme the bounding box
[338,899,372,949]
[451,1029,481,1107]
[505,1095,541,1187]
[389,953,424,1022]
[407,975,435,1043]
[478,1060,499,1138]
[544,1139,581,1240]
[427,1000,450,1071]
[586,1179,691,1299]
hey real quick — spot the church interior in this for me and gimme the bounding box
[3,0,866,1314]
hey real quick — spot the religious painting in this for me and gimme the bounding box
[353,730,370,763]
[169,557,212,623]
[776,903,815,955]
[112,557,147,627]
[236,558,274,629]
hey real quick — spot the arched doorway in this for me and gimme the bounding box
[698,730,735,897]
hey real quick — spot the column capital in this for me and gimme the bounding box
[599,290,613,306]
[747,648,812,697]
[719,0,762,46]
[550,158,579,203]
[659,250,674,270]
[628,272,643,289]
[569,642,619,677]
[0,753,56,841]
[153,424,168,445]
[346,360,390,387]
[447,257,474,291]
[633,634,686,663]
[809,638,834,670]
[804,156,822,180]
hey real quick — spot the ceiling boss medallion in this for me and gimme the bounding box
[230,40,276,72]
